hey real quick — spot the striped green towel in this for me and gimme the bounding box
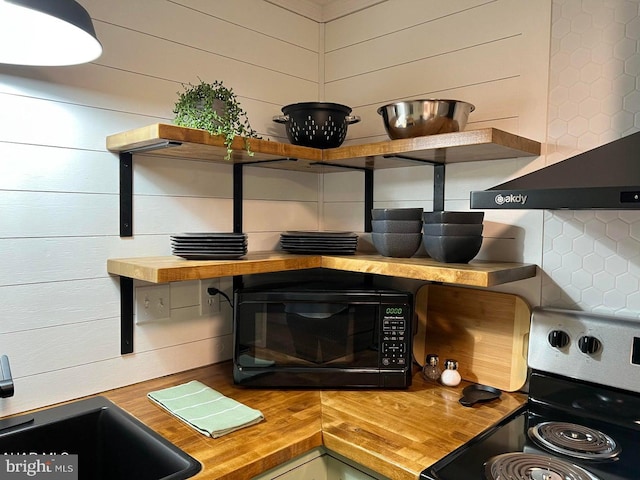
[147,380,264,438]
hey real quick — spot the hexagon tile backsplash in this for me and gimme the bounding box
[547,0,640,164]
[543,211,640,317]
[542,0,640,318]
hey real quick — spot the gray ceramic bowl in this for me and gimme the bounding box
[372,220,423,233]
[423,234,483,263]
[371,208,423,221]
[422,223,484,236]
[372,232,422,258]
[423,211,484,224]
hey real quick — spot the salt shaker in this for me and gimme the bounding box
[440,359,462,387]
[422,354,442,382]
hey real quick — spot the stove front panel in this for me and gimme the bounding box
[528,307,640,393]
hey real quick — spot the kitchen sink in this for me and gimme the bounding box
[0,396,201,480]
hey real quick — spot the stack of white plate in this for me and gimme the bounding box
[280,231,358,254]
[171,233,247,260]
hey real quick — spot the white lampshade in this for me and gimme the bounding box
[0,0,102,66]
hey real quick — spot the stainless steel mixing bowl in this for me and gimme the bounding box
[377,99,475,139]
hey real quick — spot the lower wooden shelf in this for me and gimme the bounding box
[107,251,536,287]
[110,252,537,354]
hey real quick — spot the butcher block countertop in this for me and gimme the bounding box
[100,361,526,480]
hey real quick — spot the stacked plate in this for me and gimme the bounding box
[171,232,247,260]
[280,231,358,255]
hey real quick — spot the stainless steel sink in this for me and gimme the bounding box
[0,396,201,479]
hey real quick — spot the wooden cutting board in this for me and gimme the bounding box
[413,284,530,392]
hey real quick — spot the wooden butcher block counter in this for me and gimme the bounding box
[102,361,526,480]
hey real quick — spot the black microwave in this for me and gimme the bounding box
[233,284,412,388]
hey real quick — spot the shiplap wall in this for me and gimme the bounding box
[0,0,321,415]
[1,0,555,416]
[321,0,552,303]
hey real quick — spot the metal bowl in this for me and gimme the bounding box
[377,99,475,139]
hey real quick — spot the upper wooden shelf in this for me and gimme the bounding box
[107,252,536,287]
[106,124,541,173]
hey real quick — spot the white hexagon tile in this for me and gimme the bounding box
[542,0,640,317]
[543,211,640,316]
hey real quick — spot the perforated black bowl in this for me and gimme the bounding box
[273,102,360,149]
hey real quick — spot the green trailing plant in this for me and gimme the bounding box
[173,79,259,160]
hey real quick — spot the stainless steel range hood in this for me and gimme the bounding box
[470,130,640,209]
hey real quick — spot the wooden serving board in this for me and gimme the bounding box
[413,284,531,392]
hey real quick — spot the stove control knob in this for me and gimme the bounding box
[578,335,601,354]
[548,330,570,348]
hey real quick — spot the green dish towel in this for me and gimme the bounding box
[147,380,264,438]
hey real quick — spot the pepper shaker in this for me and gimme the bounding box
[422,354,442,382]
[440,359,462,387]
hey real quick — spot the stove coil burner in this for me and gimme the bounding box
[528,422,621,460]
[484,453,600,480]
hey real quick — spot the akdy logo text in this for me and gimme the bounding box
[494,193,527,205]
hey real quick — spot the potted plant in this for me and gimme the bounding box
[173,79,259,160]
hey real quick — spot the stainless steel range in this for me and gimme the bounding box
[421,307,640,480]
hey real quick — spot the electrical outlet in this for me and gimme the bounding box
[199,279,220,317]
[135,284,172,323]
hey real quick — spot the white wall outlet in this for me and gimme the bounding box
[135,284,172,323]
[199,279,220,317]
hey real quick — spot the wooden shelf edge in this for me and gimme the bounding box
[321,254,537,287]
[107,252,537,287]
[106,124,541,169]
[106,123,323,162]
[107,253,323,283]
[323,128,541,162]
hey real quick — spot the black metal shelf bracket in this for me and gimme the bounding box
[233,163,243,234]
[233,163,244,292]
[120,152,133,237]
[119,142,182,238]
[120,276,134,354]
[365,169,374,232]
[434,164,445,211]
[118,144,180,353]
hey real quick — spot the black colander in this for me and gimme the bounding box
[273,102,360,149]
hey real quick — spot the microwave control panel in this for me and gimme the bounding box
[380,304,409,368]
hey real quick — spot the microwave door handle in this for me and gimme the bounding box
[284,303,348,319]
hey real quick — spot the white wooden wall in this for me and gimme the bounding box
[0,0,557,416]
[321,0,552,304]
[0,0,321,415]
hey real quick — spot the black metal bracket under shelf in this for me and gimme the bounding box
[120,277,134,354]
[120,153,133,237]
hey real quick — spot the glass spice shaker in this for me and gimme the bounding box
[422,353,442,382]
[440,359,462,387]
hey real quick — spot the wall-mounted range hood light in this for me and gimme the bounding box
[0,0,102,66]
[470,130,640,210]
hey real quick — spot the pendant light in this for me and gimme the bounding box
[0,0,102,66]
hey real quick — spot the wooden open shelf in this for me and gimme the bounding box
[107,124,541,353]
[106,123,541,173]
[107,252,536,288]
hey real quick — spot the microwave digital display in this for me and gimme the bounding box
[233,286,412,388]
